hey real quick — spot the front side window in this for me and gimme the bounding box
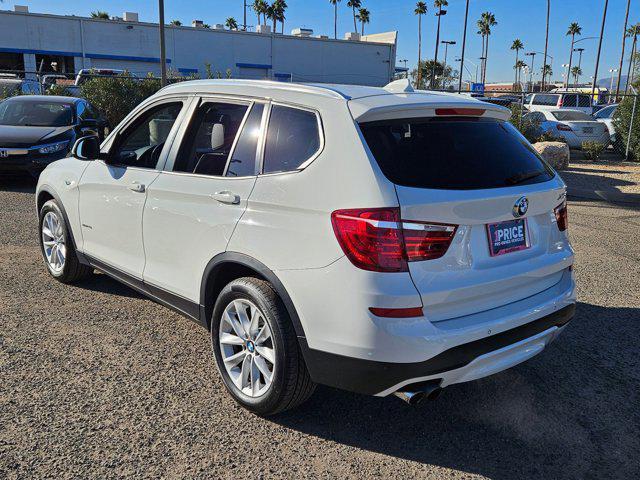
[173,102,249,176]
[111,102,183,169]
[262,105,321,174]
[359,117,555,190]
[0,99,74,127]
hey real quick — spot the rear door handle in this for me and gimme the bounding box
[210,191,240,205]
[129,181,146,193]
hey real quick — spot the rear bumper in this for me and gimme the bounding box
[302,304,574,396]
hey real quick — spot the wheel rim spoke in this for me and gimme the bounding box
[218,298,275,398]
[42,212,65,273]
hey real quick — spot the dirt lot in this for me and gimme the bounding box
[1,176,639,479]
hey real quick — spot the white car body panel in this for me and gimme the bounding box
[35,79,577,398]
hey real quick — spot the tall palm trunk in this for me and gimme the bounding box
[625,35,637,95]
[352,6,357,32]
[542,0,550,90]
[566,34,575,88]
[480,34,486,84]
[514,50,519,87]
[615,0,631,99]
[432,9,442,88]
[417,16,423,88]
[483,35,490,83]
[334,3,338,39]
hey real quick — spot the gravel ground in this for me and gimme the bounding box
[561,161,640,195]
[1,176,639,479]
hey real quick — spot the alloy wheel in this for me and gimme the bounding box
[219,299,276,397]
[42,211,66,273]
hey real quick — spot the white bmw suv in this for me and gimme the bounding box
[36,79,576,414]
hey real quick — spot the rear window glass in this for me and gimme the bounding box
[552,111,593,121]
[532,94,559,106]
[359,118,555,190]
[577,95,592,107]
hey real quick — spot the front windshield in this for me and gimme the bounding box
[0,100,75,127]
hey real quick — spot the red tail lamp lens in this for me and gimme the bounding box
[554,201,568,231]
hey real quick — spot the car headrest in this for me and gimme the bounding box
[211,123,225,150]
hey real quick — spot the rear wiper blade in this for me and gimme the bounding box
[505,171,544,185]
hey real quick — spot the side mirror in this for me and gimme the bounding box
[71,135,100,161]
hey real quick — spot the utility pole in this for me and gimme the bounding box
[615,0,631,100]
[244,0,248,31]
[158,0,167,87]
[526,52,536,91]
[542,0,550,90]
[591,0,609,112]
[457,0,470,93]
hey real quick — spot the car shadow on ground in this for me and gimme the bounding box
[76,271,145,299]
[0,174,37,193]
[269,301,640,479]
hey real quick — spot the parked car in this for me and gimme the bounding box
[0,73,42,96]
[524,109,610,148]
[593,104,617,143]
[524,92,593,114]
[0,95,108,176]
[35,79,575,415]
[74,68,126,86]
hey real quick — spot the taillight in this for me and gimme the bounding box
[554,201,568,231]
[435,108,485,116]
[557,123,572,132]
[331,208,457,272]
[557,96,564,107]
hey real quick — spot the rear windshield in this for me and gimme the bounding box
[552,111,593,121]
[359,117,555,190]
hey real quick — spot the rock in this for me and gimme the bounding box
[532,141,570,170]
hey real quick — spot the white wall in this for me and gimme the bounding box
[0,10,396,86]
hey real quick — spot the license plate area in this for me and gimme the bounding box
[486,218,530,257]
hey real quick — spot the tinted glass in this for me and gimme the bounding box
[0,99,74,127]
[263,105,320,174]
[552,111,593,121]
[595,105,616,119]
[113,102,182,168]
[173,102,248,176]
[577,94,592,107]
[563,94,577,106]
[532,94,558,106]
[359,118,555,190]
[226,103,264,177]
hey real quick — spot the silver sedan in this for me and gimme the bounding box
[524,109,610,149]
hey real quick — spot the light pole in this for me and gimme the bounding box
[457,0,470,93]
[441,40,456,88]
[158,0,167,87]
[400,59,408,78]
[525,52,536,91]
[431,7,448,88]
[562,64,570,87]
[609,68,618,102]
[456,57,477,85]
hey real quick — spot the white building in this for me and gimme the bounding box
[0,6,398,86]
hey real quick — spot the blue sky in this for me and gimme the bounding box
[4,0,639,83]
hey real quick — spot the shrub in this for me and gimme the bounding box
[45,84,73,96]
[613,93,640,161]
[79,72,161,128]
[508,103,540,143]
[582,141,606,161]
[536,130,566,143]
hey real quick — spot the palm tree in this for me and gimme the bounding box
[541,64,553,85]
[542,0,550,90]
[565,22,582,87]
[571,66,582,84]
[514,60,527,90]
[274,0,287,34]
[226,17,238,30]
[356,8,370,35]
[478,12,497,84]
[415,2,428,89]
[511,39,524,87]
[431,0,448,88]
[329,0,341,39]
[253,0,268,26]
[90,10,109,19]
[347,0,362,33]
[625,23,640,94]
[170,19,182,26]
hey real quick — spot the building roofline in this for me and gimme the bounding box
[0,9,395,47]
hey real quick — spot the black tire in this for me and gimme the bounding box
[38,199,93,284]
[211,277,316,416]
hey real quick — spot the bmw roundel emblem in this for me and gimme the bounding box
[513,196,529,218]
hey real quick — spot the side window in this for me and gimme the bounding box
[563,94,577,107]
[263,105,321,174]
[111,102,183,169]
[173,102,249,176]
[226,103,265,177]
[577,95,591,107]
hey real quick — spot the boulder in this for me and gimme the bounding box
[532,141,570,170]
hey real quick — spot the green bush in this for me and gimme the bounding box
[79,73,161,128]
[536,130,566,143]
[45,84,73,96]
[582,141,606,161]
[613,93,640,161]
[508,103,541,143]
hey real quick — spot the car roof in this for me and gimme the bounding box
[159,79,510,121]
[3,95,80,104]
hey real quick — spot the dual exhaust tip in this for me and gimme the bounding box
[393,380,443,406]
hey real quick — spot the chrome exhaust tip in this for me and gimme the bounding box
[393,380,443,405]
